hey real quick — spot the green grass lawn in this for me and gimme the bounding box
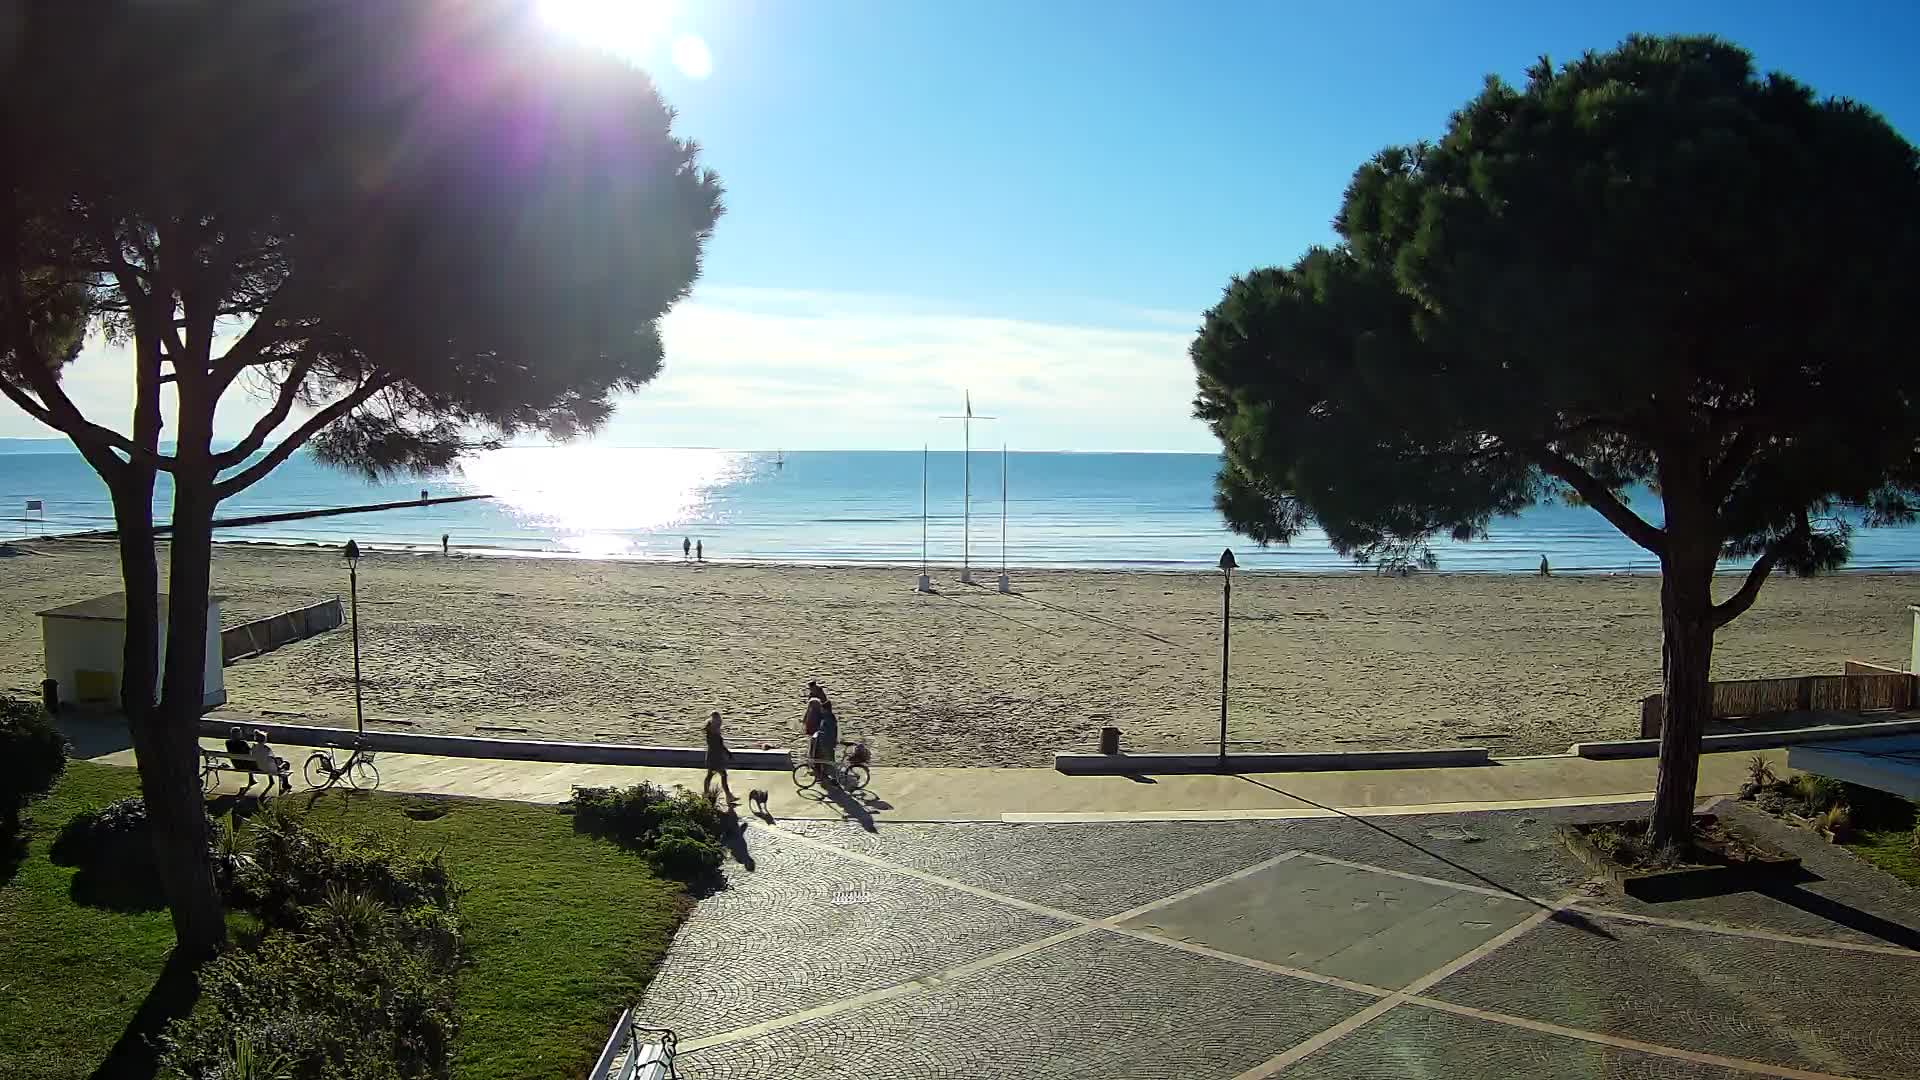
[1846,828,1920,890]
[0,761,691,1080]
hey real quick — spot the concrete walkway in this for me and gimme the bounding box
[85,726,1783,822]
[648,801,1920,1078]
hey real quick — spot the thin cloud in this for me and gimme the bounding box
[1,288,1218,453]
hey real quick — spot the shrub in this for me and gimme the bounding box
[1739,755,1778,799]
[1792,773,1847,814]
[53,797,226,912]
[649,822,723,878]
[0,695,66,832]
[1816,804,1854,842]
[162,915,460,1080]
[238,810,458,931]
[568,782,728,881]
[164,816,465,1080]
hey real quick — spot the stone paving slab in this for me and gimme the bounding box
[1286,1003,1773,1079]
[1427,911,1920,1079]
[678,929,1378,1080]
[1120,856,1538,989]
[778,819,1303,918]
[779,810,1593,920]
[639,828,1071,1040]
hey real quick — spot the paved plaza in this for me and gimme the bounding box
[641,801,1920,1079]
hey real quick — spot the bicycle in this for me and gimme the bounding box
[793,740,871,796]
[304,740,380,791]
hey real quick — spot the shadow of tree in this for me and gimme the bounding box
[87,950,204,1080]
[1,828,26,887]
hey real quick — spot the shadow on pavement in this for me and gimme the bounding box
[1760,880,1920,951]
[87,950,203,1080]
[1236,774,1617,940]
[53,712,134,759]
[820,783,881,833]
[723,814,756,872]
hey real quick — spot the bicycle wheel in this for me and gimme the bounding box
[845,764,871,794]
[304,753,332,789]
[792,762,818,790]
[348,758,380,790]
[200,766,217,794]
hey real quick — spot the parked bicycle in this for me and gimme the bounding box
[305,740,380,791]
[793,740,871,796]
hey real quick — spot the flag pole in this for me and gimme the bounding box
[939,391,994,586]
[915,444,931,592]
[962,392,972,583]
[997,442,1011,593]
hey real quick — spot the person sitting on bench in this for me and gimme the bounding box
[224,726,264,788]
[249,728,293,793]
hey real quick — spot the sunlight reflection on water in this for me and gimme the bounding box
[457,447,749,556]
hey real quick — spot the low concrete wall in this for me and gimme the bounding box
[221,599,344,664]
[1573,716,1920,760]
[1054,747,1492,775]
[196,719,793,771]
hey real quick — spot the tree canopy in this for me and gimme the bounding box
[3,0,723,482]
[1191,34,1920,841]
[0,0,723,955]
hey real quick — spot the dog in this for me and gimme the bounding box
[747,788,770,817]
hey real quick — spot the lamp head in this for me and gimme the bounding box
[1218,548,1237,573]
[343,539,361,566]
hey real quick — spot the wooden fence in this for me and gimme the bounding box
[221,598,344,664]
[1638,669,1918,737]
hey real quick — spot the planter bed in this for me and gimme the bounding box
[1557,813,1802,901]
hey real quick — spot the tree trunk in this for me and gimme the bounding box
[109,467,224,958]
[151,453,227,959]
[1649,545,1716,847]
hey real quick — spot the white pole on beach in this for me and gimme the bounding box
[997,443,1010,593]
[915,444,932,593]
[940,391,994,585]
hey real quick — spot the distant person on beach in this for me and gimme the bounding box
[682,537,691,560]
[442,533,449,556]
[1538,554,1551,577]
[703,710,736,809]
[696,540,704,562]
[224,725,260,786]
[249,728,292,793]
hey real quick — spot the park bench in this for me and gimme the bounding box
[198,747,291,793]
[588,1007,676,1080]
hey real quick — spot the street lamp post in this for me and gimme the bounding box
[1218,547,1236,766]
[344,539,364,735]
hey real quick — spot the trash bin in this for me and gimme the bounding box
[41,678,59,715]
[1099,726,1120,755]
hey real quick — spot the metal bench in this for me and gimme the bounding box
[588,1007,676,1080]
[199,748,291,793]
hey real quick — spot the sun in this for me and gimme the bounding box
[536,0,679,64]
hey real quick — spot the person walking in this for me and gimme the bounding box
[703,710,736,809]
[808,686,840,785]
[441,533,450,556]
[682,536,691,561]
[696,539,704,562]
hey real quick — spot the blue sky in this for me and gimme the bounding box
[9,0,1919,451]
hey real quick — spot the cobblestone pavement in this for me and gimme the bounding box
[637,803,1920,1080]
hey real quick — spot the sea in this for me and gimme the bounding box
[5,443,1920,573]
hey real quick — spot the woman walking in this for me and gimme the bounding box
[703,710,736,809]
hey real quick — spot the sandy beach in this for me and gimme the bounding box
[1,538,1914,767]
